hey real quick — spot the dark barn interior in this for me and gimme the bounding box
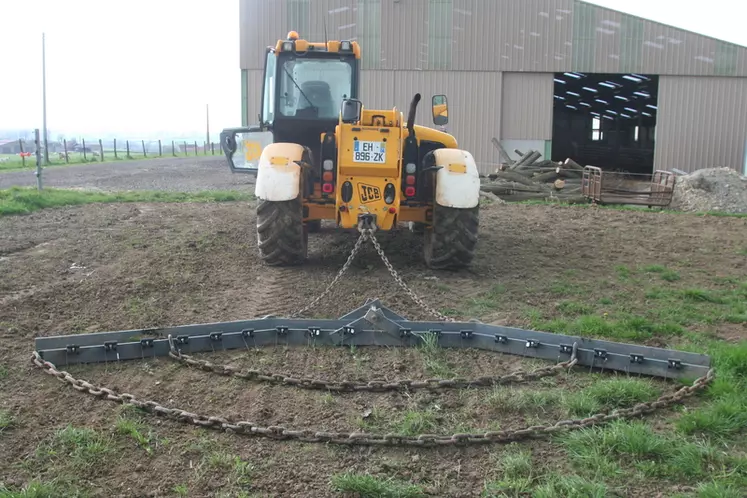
[551,72,659,175]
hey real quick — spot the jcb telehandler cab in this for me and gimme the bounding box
[220,32,480,270]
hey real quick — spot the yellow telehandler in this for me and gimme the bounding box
[220,31,480,270]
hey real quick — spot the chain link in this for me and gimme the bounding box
[30,351,715,447]
[166,344,578,393]
[364,228,455,322]
[289,230,367,318]
[289,225,454,321]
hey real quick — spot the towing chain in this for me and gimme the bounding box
[30,350,714,447]
[291,226,453,322]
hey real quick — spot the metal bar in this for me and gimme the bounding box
[34,303,710,380]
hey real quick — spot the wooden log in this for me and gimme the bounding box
[513,151,542,169]
[491,137,514,166]
[533,169,583,183]
[512,150,535,168]
[480,183,548,195]
[563,158,585,171]
[494,170,548,188]
[554,179,566,190]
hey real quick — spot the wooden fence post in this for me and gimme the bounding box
[172,140,176,156]
[63,139,68,163]
[114,138,118,159]
[126,140,130,159]
[99,139,104,161]
[158,139,162,157]
[142,140,147,157]
[19,139,25,167]
[211,142,215,155]
[82,138,87,161]
[183,141,187,156]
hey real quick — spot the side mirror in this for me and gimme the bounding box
[432,94,448,126]
[341,99,362,124]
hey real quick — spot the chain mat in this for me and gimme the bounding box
[30,228,715,446]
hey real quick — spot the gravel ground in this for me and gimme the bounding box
[0,156,256,192]
[669,167,747,214]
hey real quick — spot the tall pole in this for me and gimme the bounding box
[206,103,210,145]
[42,33,49,165]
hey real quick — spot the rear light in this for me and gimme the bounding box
[323,160,334,171]
[322,183,334,193]
[388,207,397,214]
[405,162,416,174]
[322,171,334,182]
[406,175,415,185]
[405,186,416,197]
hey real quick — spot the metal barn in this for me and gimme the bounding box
[238,0,747,175]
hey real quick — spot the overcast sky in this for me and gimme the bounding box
[0,0,745,139]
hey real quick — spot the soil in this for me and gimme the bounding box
[0,200,745,497]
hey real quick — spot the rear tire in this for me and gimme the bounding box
[423,204,479,270]
[256,197,307,265]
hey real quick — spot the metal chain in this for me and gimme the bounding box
[288,226,454,322]
[289,231,367,318]
[166,342,578,393]
[363,228,455,322]
[30,351,715,447]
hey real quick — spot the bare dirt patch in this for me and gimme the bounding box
[0,201,745,497]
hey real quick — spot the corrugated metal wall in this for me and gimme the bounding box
[655,76,747,173]
[501,73,554,140]
[240,0,747,76]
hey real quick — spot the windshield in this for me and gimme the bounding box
[278,59,353,119]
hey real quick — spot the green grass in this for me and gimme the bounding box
[0,364,8,379]
[330,473,425,498]
[483,445,611,497]
[418,331,457,378]
[203,451,253,487]
[0,150,216,173]
[0,187,254,216]
[395,409,439,436]
[115,416,156,454]
[532,475,609,498]
[565,377,661,416]
[0,410,14,432]
[485,387,562,415]
[0,480,87,498]
[172,484,189,497]
[33,425,113,472]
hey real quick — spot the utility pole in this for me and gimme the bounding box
[42,33,49,165]
[206,104,210,145]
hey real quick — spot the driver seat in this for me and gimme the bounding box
[296,80,335,118]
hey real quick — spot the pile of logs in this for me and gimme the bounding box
[479,138,588,203]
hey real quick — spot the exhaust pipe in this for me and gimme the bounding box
[406,93,421,134]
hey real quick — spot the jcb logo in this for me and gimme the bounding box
[358,183,381,204]
[243,140,262,162]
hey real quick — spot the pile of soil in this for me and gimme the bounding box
[669,167,747,214]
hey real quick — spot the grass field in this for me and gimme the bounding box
[0,187,255,216]
[0,150,219,173]
[0,194,745,497]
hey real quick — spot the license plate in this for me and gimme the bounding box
[353,140,386,163]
